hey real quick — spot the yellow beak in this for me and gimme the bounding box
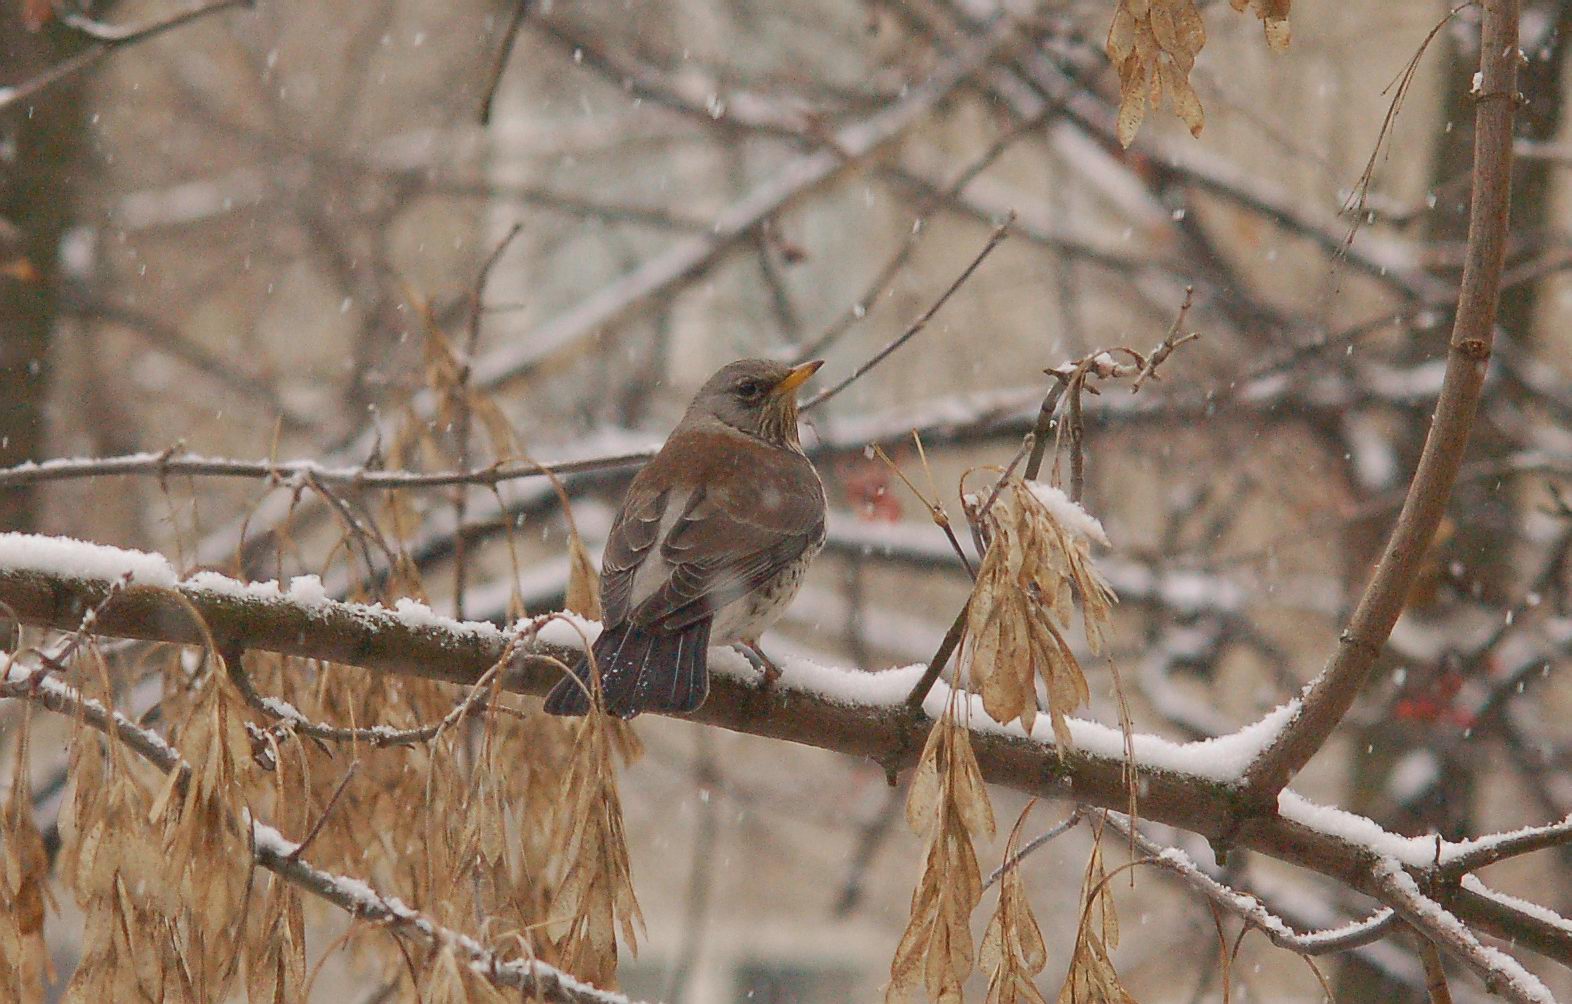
[772,359,823,397]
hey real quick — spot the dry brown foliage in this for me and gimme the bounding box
[1106,0,1293,147]
[888,700,997,1002]
[1058,829,1138,1004]
[549,708,645,990]
[982,805,1050,1004]
[1231,0,1292,51]
[963,477,1115,748]
[1106,0,1207,147]
[1,715,51,1004]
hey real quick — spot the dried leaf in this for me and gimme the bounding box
[887,708,994,1002]
[1233,0,1292,50]
[550,709,644,988]
[1058,828,1138,1004]
[983,806,1051,1004]
[565,526,602,621]
[963,480,1114,749]
[1105,0,1207,147]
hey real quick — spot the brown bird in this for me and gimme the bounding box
[544,358,827,718]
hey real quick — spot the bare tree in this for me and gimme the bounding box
[3,1,1572,1002]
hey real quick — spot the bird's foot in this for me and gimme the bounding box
[734,640,783,692]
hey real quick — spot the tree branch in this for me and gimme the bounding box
[1237,0,1521,806]
[0,532,1566,973]
[0,0,252,112]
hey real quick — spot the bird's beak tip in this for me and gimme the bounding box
[773,359,823,397]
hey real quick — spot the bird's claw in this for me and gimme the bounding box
[735,641,783,692]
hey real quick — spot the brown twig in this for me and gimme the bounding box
[1418,932,1455,1004]
[1371,860,1549,1004]
[1102,812,1401,957]
[902,605,969,711]
[792,105,1062,364]
[981,808,1083,891]
[286,760,361,862]
[0,0,253,112]
[1237,0,1521,807]
[227,639,516,750]
[453,224,526,618]
[478,1,534,124]
[0,449,657,493]
[802,215,1014,411]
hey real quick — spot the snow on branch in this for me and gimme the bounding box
[1372,859,1556,1004]
[1101,813,1398,956]
[0,530,1568,972]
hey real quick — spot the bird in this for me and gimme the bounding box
[543,358,828,718]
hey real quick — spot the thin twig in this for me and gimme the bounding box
[903,605,969,710]
[286,760,361,862]
[982,809,1083,890]
[1417,932,1455,1004]
[478,1,534,124]
[0,449,656,493]
[1102,813,1400,957]
[802,215,1014,411]
[1132,286,1199,392]
[227,639,516,749]
[1371,859,1551,1004]
[454,223,527,618]
[0,0,252,112]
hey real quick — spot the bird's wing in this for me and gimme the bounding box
[629,437,824,632]
[598,483,670,628]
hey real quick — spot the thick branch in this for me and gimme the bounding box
[1237,0,1521,804]
[0,535,1567,973]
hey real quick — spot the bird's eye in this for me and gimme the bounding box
[735,379,764,399]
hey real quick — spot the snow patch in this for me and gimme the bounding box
[0,531,178,587]
[1026,481,1109,545]
[1460,876,1572,937]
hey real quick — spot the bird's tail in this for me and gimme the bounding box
[542,620,712,718]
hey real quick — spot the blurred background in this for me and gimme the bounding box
[4,0,1572,1000]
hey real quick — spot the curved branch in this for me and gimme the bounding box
[1237,0,1521,805]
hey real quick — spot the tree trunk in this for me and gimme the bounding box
[0,12,86,531]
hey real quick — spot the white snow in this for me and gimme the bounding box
[529,611,604,651]
[1376,860,1555,1004]
[1461,876,1572,937]
[0,531,178,587]
[1064,699,1301,781]
[1026,480,1110,545]
[1438,814,1572,869]
[1279,792,1443,866]
[389,597,499,640]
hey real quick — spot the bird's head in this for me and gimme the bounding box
[686,358,823,445]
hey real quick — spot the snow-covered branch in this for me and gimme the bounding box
[1101,813,1399,957]
[1,530,1567,976]
[1372,859,1555,1004]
